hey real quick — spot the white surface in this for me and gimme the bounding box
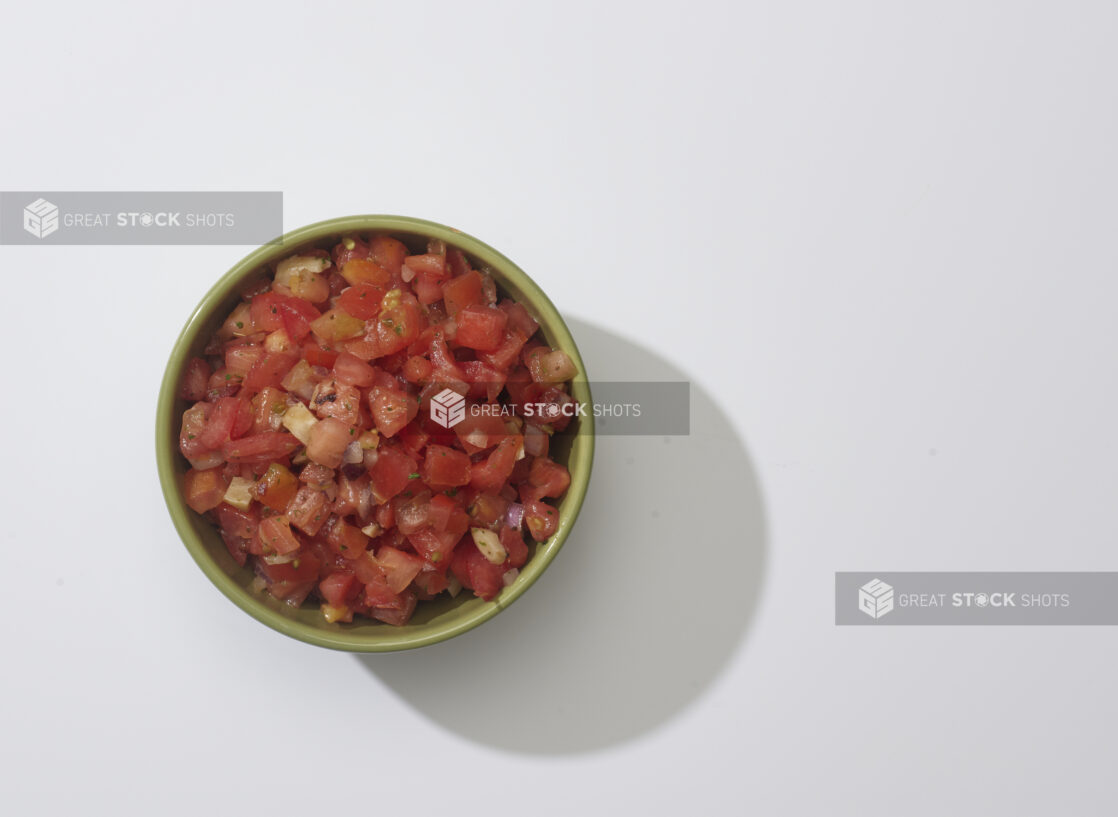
[2,1,1117,813]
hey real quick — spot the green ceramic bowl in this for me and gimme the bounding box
[156,215,594,652]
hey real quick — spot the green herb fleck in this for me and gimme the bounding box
[408,472,420,479]
[187,433,196,440]
[235,321,244,329]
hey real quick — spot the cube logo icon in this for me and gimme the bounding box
[430,388,466,428]
[859,578,894,619]
[23,198,60,239]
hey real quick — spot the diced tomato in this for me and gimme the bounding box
[469,436,522,492]
[524,499,558,541]
[206,368,242,400]
[421,444,472,489]
[375,501,395,530]
[376,546,425,593]
[286,485,329,536]
[310,308,366,343]
[370,386,417,438]
[398,423,430,457]
[250,292,321,341]
[370,590,417,626]
[466,492,508,528]
[337,283,387,319]
[302,339,339,368]
[196,397,236,448]
[319,572,358,607]
[478,329,528,371]
[451,541,503,601]
[258,516,302,555]
[394,490,432,535]
[413,570,450,596]
[403,355,432,383]
[500,525,529,569]
[369,444,417,503]
[184,467,229,514]
[280,359,324,401]
[453,411,510,454]
[370,235,409,275]
[213,502,259,540]
[224,343,264,377]
[462,359,506,402]
[361,560,399,608]
[455,305,508,352]
[259,550,321,604]
[404,253,447,278]
[306,417,354,469]
[244,351,298,391]
[223,431,301,463]
[426,492,457,531]
[443,270,484,315]
[498,300,539,338]
[373,295,423,356]
[524,457,571,500]
[250,386,290,433]
[333,472,371,519]
[340,257,392,287]
[310,378,361,424]
[253,462,299,510]
[324,517,369,560]
[444,248,469,277]
[332,351,377,387]
[180,402,213,460]
[407,528,460,569]
[178,357,211,402]
[412,271,444,305]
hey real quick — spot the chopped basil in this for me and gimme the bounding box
[408,472,420,479]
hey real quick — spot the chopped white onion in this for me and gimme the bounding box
[505,502,525,529]
[502,568,519,587]
[446,575,463,598]
[470,527,507,565]
[343,440,363,464]
[281,402,318,444]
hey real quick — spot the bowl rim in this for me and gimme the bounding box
[155,214,594,652]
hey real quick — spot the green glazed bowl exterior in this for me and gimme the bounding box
[156,215,594,652]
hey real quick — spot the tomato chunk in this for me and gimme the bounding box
[184,467,229,514]
[421,444,472,489]
[455,305,508,351]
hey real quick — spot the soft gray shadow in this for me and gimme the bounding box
[357,318,768,754]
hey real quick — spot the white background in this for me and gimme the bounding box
[2,1,1117,813]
